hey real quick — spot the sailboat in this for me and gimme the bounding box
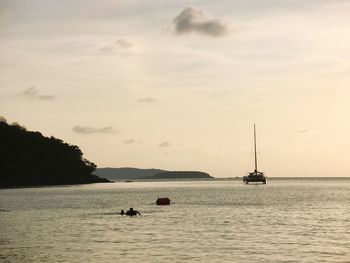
[243,124,267,184]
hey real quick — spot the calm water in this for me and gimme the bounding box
[1,179,349,262]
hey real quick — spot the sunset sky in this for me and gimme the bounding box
[1,0,350,177]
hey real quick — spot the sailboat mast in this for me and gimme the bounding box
[254,124,258,172]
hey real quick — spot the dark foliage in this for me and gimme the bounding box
[0,118,109,187]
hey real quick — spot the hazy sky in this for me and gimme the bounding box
[1,0,350,177]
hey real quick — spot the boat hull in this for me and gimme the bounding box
[243,172,266,184]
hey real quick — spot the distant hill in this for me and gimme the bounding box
[93,168,213,181]
[93,167,167,180]
[0,117,110,188]
[147,171,213,179]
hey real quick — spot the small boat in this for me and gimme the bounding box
[156,197,171,205]
[243,124,267,184]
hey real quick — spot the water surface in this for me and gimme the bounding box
[1,179,349,262]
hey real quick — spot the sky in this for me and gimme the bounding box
[1,0,350,177]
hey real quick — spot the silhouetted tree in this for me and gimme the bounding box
[0,119,109,187]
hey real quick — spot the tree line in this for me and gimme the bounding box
[0,117,109,187]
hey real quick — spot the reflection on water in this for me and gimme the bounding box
[1,179,349,262]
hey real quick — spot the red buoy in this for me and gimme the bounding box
[156,197,171,205]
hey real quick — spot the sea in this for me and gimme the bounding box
[0,179,349,263]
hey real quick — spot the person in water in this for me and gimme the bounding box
[119,209,125,215]
[125,207,141,216]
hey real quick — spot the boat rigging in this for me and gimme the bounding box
[243,124,267,184]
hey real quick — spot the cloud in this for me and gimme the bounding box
[39,95,56,101]
[97,38,132,54]
[20,86,38,97]
[123,139,143,144]
[123,139,135,144]
[116,39,132,48]
[17,86,56,100]
[173,7,229,37]
[73,125,115,134]
[159,141,171,147]
[298,129,309,133]
[138,97,156,103]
